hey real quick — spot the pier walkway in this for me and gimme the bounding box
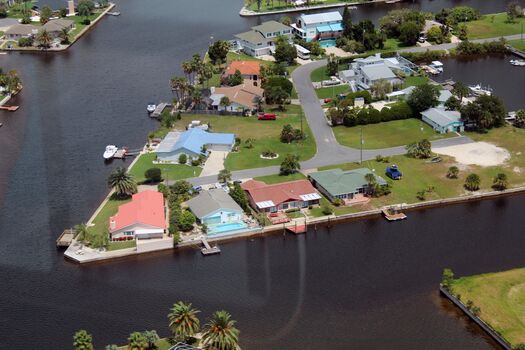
[201,236,220,255]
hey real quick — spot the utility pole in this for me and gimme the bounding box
[360,126,363,164]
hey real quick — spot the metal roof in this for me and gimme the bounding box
[300,11,342,25]
[186,188,243,219]
[299,193,322,201]
[256,200,275,209]
[360,63,397,81]
[156,128,234,156]
[309,168,387,196]
[235,30,266,44]
[252,20,291,34]
[421,108,462,127]
[155,131,182,153]
[316,25,332,33]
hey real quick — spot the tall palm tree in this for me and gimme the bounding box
[191,89,203,110]
[201,310,240,350]
[364,173,377,196]
[59,27,70,45]
[36,29,52,49]
[168,301,201,342]
[6,70,21,94]
[181,61,194,85]
[107,167,137,198]
[170,76,188,102]
[74,223,90,242]
[127,332,147,350]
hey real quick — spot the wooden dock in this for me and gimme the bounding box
[0,105,19,112]
[201,236,220,255]
[286,220,307,234]
[56,228,75,248]
[382,205,407,221]
[506,45,525,59]
[150,103,171,118]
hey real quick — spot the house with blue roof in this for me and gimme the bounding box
[155,128,235,162]
[291,11,342,46]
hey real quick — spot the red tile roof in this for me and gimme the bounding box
[109,190,166,232]
[225,61,261,76]
[241,179,319,207]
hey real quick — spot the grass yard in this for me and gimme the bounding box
[333,119,454,149]
[315,84,350,99]
[450,268,525,347]
[310,63,348,82]
[128,153,202,183]
[88,195,131,241]
[508,39,525,51]
[254,172,306,184]
[108,240,136,251]
[466,12,525,39]
[402,75,429,88]
[172,105,316,171]
[67,11,106,40]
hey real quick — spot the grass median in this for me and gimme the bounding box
[467,12,525,39]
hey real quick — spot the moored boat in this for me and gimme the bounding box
[469,83,492,96]
[103,145,118,159]
[510,59,525,66]
[147,103,156,113]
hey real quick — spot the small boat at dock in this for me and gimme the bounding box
[106,11,120,16]
[147,102,156,113]
[469,84,492,96]
[103,145,118,159]
[382,204,407,221]
[510,59,525,66]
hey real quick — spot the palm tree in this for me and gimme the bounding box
[127,332,147,350]
[464,173,481,191]
[5,70,21,94]
[142,330,160,349]
[59,27,70,45]
[218,169,232,183]
[191,89,203,110]
[219,96,231,111]
[364,173,377,196]
[447,166,459,179]
[73,330,93,350]
[74,223,90,242]
[168,301,201,342]
[170,76,188,102]
[107,167,137,198]
[493,173,508,191]
[181,60,194,85]
[36,28,52,49]
[202,310,240,350]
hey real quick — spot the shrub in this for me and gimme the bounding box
[261,150,277,157]
[333,198,344,207]
[285,207,300,213]
[492,173,508,191]
[178,153,187,164]
[321,204,333,215]
[59,7,68,17]
[191,159,201,166]
[157,183,170,198]
[18,37,33,47]
[144,168,162,183]
[464,173,480,191]
[81,19,91,25]
[447,166,459,179]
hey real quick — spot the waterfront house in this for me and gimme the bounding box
[109,190,166,240]
[186,189,245,234]
[235,21,293,57]
[308,168,387,203]
[421,107,464,133]
[241,179,321,213]
[43,19,75,38]
[224,61,261,82]
[5,24,38,41]
[291,11,343,45]
[155,128,235,162]
[209,80,263,112]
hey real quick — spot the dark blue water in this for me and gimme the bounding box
[0,0,523,349]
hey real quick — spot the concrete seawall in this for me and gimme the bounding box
[439,286,512,350]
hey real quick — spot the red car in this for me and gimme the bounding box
[323,98,333,103]
[258,113,277,120]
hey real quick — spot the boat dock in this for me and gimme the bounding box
[201,236,221,255]
[110,147,141,159]
[382,204,407,221]
[56,228,75,248]
[0,105,19,112]
[421,65,440,75]
[506,45,525,59]
[286,220,307,234]
[150,103,171,118]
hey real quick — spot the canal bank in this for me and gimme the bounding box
[2,0,525,348]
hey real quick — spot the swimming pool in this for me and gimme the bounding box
[208,222,248,234]
[319,39,336,48]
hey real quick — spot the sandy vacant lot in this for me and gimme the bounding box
[433,142,510,167]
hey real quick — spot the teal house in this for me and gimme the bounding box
[308,168,387,203]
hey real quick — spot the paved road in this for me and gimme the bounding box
[186,35,525,186]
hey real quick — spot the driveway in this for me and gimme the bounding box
[200,151,228,177]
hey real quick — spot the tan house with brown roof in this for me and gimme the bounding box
[209,80,263,112]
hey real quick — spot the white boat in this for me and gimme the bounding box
[147,103,156,113]
[469,84,492,96]
[103,145,118,159]
[429,60,444,73]
[510,59,525,66]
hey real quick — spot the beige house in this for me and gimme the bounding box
[43,19,75,38]
[5,24,38,40]
[210,80,264,111]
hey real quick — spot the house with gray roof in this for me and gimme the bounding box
[5,24,38,40]
[308,168,387,203]
[235,20,292,57]
[43,19,75,38]
[186,189,245,234]
[358,64,402,90]
[421,107,463,133]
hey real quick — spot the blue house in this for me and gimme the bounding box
[155,128,235,162]
[291,11,343,45]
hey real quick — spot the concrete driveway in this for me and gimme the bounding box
[200,151,228,177]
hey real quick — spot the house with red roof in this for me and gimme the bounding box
[224,61,261,81]
[241,179,321,213]
[109,190,166,240]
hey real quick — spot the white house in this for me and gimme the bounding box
[291,11,343,44]
[421,107,464,134]
[235,21,293,57]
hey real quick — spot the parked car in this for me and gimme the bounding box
[258,113,277,120]
[323,98,333,104]
[191,185,202,194]
[386,165,402,180]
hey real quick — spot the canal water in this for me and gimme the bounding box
[0,0,523,348]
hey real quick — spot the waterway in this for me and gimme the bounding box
[0,0,523,348]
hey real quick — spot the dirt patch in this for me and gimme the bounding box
[433,142,510,167]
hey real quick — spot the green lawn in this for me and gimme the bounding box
[310,63,348,82]
[315,84,350,99]
[172,105,316,171]
[67,11,106,40]
[333,119,453,149]
[450,268,525,347]
[402,75,430,88]
[128,153,202,183]
[467,12,525,39]
[88,196,131,241]
[508,39,525,51]
[308,196,362,217]
[254,172,306,184]
[108,240,136,251]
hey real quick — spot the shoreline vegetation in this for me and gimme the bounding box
[240,0,395,16]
